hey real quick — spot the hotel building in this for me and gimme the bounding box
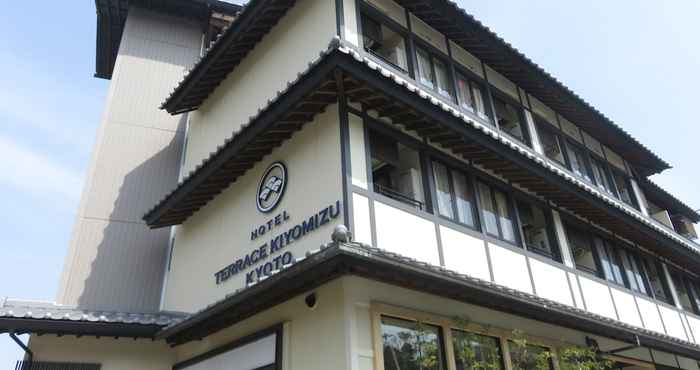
[3,1,700,370]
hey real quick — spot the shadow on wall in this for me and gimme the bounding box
[75,114,187,314]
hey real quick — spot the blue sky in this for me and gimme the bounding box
[0,0,698,366]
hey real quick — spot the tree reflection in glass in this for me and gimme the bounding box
[452,330,504,370]
[381,316,445,370]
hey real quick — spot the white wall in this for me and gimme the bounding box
[163,107,344,312]
[28,336,175,370]
[184,0,337,174]
[174,279,349,370]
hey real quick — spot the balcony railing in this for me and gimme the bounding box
[14,362,100,370]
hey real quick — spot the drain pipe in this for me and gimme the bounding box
[9,333,33,363]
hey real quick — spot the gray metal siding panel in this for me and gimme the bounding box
[56,7,201,312]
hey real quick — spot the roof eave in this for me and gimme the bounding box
[0,317,164,338]
[159,243,700,359]
[94,0,242,80]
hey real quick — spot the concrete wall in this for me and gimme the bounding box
[163,106,344,313]
[183,0,337,174]
[56,7,203,312]
[28,336,175,370]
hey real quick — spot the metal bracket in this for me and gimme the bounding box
[9,332,33,362]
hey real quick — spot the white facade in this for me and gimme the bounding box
[4,1,700,370]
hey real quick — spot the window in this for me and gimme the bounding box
[381,316,446,370]
[565,224,599,275]
[618,249,650,295]
[594,238,626,286]
[508,341,554,370]
[361,13,408,71]
[565,143,591,181]
[452,330,504,370]
[493,97,527,144]
[415,46,453,99]
[641,258,674,305]
[590,158,615,195]
[537,125,565,165]
[369,130,425,209]
[611,170,636,208]
[477,182,516,243]
[515,200,557,260]
[671,271,696,313]
[432,161,476,227]
[456,72,489,121]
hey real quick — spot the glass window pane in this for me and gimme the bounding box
[494,98,526,143]
[381,316,445,370]
[688,281,700,314]
[620,250,648,295]
[566,144,591,181]
[370,130,425,210]
[494,190,516,243]
[643,259,673,305]
[417,48,434,89]
[471,83,489,121]
[595,239,625,285]
[538,128,565,164]
[612,172,634,206]
[508,341,553,370]
[361,14,408,70]
[478,182,499,236]
[517,201,554,258]
[453,171,475,227]
[456,75,474,111]
[452,330,504,370]
[566,225,598,275]
[434,58,452,99]
[433,162,454,219]
[672,273,695,312]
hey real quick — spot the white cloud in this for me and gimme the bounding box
[0,135,83,203]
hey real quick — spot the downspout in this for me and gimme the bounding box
[9,333,33,363]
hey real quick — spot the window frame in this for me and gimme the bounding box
[588,152,619,198]
[367,126,430,211]
[430,159,480,231]
[413,39,456,101]
[452,63,493,124]
[561,137,594,182]
[609,166,639,210]
[594,237,629,288]
[639,256,675,306]
[535,120,568,166]
[562,221,604,278]
[490,89,531,147]
[513,196,561,262]
[358,4,411,74]
[475,178,521,246]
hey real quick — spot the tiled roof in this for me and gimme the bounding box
[94,0,242,79]
[159,0,669,175]
[158,239,700,359]
[0,298,185,327]
[640,177,700,222]
[145,39,700,267]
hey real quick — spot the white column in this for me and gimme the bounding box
[552,209,575,269]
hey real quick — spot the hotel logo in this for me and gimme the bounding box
[256,162,287,213]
